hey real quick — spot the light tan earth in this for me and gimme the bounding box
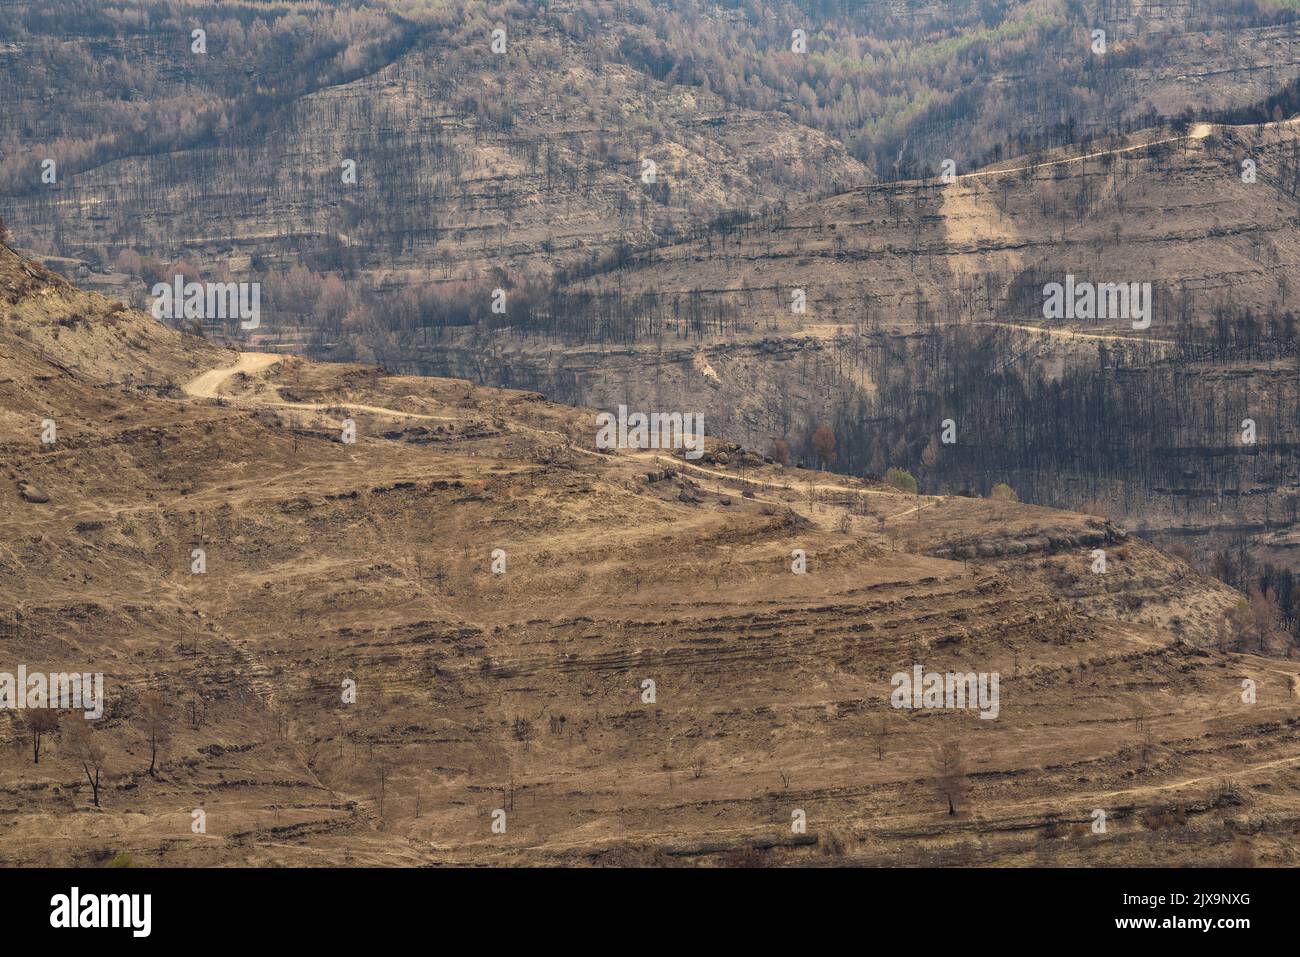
[1,243,1298,867]
[181,353,282,401]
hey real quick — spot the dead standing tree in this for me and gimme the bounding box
[22,709,60,764]
[64,718,107,808]
[870,712,891,762]
[139,690,172,777]
[931,738,968,816]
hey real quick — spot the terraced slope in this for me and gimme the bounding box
[6,0,1298,348]
[1,11,867,304]
[405,118,1300,571]
[1,244,1297,867]
[543,119,1298,334]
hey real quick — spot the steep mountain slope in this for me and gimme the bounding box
[0,3,868,312]
[2,244,1297,867]
[608,0,1300,174]
[405,118,1300,575]
[4,0,1298,346]
[555,119,1300,334]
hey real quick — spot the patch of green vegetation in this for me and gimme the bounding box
[886,467,917,495]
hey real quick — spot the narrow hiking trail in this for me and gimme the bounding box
[954,123,1214,183]
[976,321,1177,346]
[663,456,944,511]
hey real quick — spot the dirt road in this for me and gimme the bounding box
[184,352,455,422]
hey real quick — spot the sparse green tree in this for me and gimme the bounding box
[886,467,917,495]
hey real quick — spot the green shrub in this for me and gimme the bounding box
[885,467,917,495]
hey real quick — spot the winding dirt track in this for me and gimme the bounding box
[181,351,282,398]
[183,352,454,422]
[188,354,941,503]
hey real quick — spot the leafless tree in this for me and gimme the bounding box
[870,712,891,761]
[64,719,107,808]
[23,709,60,764]
[139,691,172,777]
[931,738,967,816]
[812,424,836,469]
[769,438,790,466]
